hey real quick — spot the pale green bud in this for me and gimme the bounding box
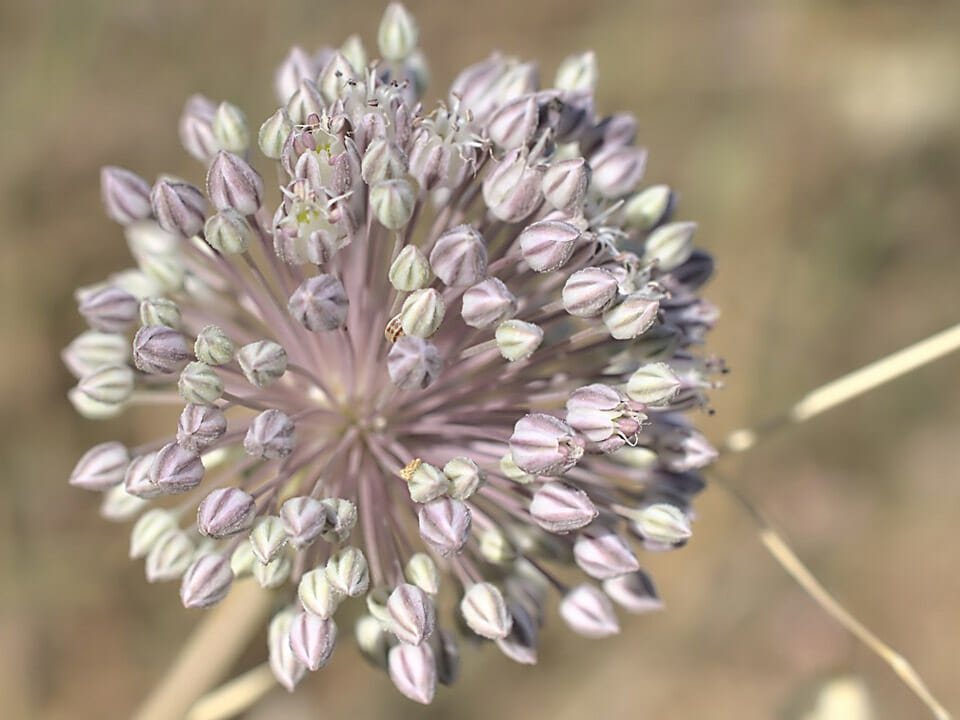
[204,209,252,255]
[62,330,130,379]
[623,184,673,231]
[254,550,293,589]
[299,567,343,619]
[643,221,696,271]
[230,541,257,578]
[213,101,249,154]
[75,364,135,406]
[404,552,440,594]
[499,452,535,484]
[407,461,450,503]
[139,297,181,329]
[625,362,682,406]
[326,547,370,597]
[389,245,431,292]
[443,457,485,500]
[340,34,368,75]
[100,484,148,522]
[194,325,235,365]
[130,509,179,559]
[554,51,598,93]
[361,139,409,185]
[632,503,691,544]
[495,319,543,361]
[249,515,288,564]
[479,527,515,565]
[399,288,445,338]
[178,361,224,405]
[258,108,293,160]
[355,614,391,669]
[371,179,416,230]
[145,529,195,582]
[138,251,185,293]
[378,3,419,62]
[68,386,126,420]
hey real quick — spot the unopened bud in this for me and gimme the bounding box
[632,503,691,544]
[499,452,535,484]
[79,286,138,332]
[76,364,135,406]
[130,509,178,559]
[487,94,539,150]
[180,554,234,608]
[388,642,436,705]
[212,101,249,154]
[285,79,325,126]
[69,441,129,491]
[530,481,597,533]
[299,567,343,619]
[559,584,619,638]
[145,529,195,582]
[371,179,416,230]
[151,181,206,237]
[418,497,471,556]
[388,583,436,645]
[288,275,349,332]
[191,325,233,366]
[443,457,485,500]
[249,516,288,564]
[602,291,659,340]
[254,551,292,589]
[204,208,252,255]
[100,484,149,522]
[101,166,152,224]
[399,288,445,338]
[317,52,357,104]
[289,612,337,671]
[389,245,431,291]
[237,340,287,388]
[244,409,296,460]
[62,331,129,379]
[603,570,663,614]
[150,442,204,494]
[626,362,682,406]
[326,547,370,597]
[197,487,256,538]
[643,221,696,271]
[378,2,419,62]
[495,602,538,665]
[133,325,192,374]
[406,461,450,504]
[573,529,639,580]
[495,319,543,361]
[318,498,357,543]
[206,151,264,215]
[590,145,647,199]
[482,148,543,223]
[429,225,488,287]
[555,51,598,93]
[230,542,257,578]
[461,277,517,328]
[340,34,368,74]
[124,452,162,499]
[361,139,409,184]
[404,552,440,595]
[623,184,673,231]
[461,582,512,639]
[178,361,224,405]
[387,336,442,390]
[258,108,293,160]
[268,608,306,692]
[509,413,584,476]
[479,526,515,564]
[542,156,590,214]
[280,496,329,549]
[179,95,218,162]
[139,297,181,329]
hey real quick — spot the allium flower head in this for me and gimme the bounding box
[67,3,720,703]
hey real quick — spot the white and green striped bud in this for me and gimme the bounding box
[194,325,235,365]
[495,319,543,361]
[389,245,431,292]
[399,288,445,338]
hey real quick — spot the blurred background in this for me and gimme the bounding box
[2,0,959,718]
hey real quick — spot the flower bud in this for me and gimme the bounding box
[461,277,517,328]
[602,570,663,614]
[249,516,288,564]
[129,509,178,559]
[326,547,370,597]
[79,286,138,332]
[590,145,647,199]
[509,413,584,476]
[254,551,293,588]
[643,221,696,271]
[370,179,416,230]
[139,297,181,329]
[623,184,673,231]
[406,461,450,504]
[387,336,442,390]
[487,94,539,150]
[388,583,436,645]
[101,166,152,224]
[318,498,357,543]
[151,181,206,237]
[561,266,619,317]
[178,94,219,162]
[355,614,391,669]
[388,642,436,705]
[495,319,543,361]
[418,497,471,556]
[399,288,445,338]
[289,612,337,671]
[559,584,619,638]
[555,51,598,93]
[429,225,488,287]
[279,496,329,549]
[124,452,162,499]
[212,101,249,154]
[288,274,349,332]
[461,582,512,639]
[404,552,440,595]
[443,457,485,501]
[361,139,409,184]
[285,79,324,126]
[299,567,343,619]
[189,326,232,367]
[180,554,234,608]
[206,151,264,215]
[340,34,368,74]
[258,108,293,160]
[230,542,257,578]
[317,52,357,104]
[482,148,543,223]
[431,628,460,686]
[62,331,130,379]
[133,325,192,374]
[409,134,451,191]
[378,2,418,62]
[76,364,135,406]
[244,409,296,459]
[631,503,691,544]
[204,208,252,255]
[268,608,306,691]
[70,441,129,491]
[177,361,223,405]
[542,156,590,214]
[237,340,288,388]
[150,442,204,494]
[450,54,509,121]
[389,245,431,292]
[274,46,317,103]
[145,529,195,582]
[495,602,538,665]
[197,487,256,538]
[573,529,639,580]
[137,250,185,293]
[626,362,682,406]
[499,452,535,484]
[365,586,393,626]
[530,481,597,533]
[602,291,659,340]
[100,484,149,522]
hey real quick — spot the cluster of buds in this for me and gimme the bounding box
[66,3,721,704]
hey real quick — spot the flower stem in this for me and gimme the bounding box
[185,663,277,720]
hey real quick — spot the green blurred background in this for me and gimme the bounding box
[2,1,959,718]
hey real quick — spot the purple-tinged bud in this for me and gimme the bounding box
[389,245,431,292]
[590,145,647,199]
[274,46,317,103]
[566,383,645,446]
[129,509,178,559]
[602,291,660,340]
[404,552,440,595]
[150,181,206,237]
[62,331,129,379]
[370,179,416,230]
[443,457,485,501]
[495,602,538,665]
[101,167,152,224]
[519,219,580,272]
[289,612,337,671]
[387,336,442,390]
[643,221,696,271]
[212,101,249,154]
[285,79,325,126]
[378,2,419,61]
[509,413,584,476]
[408,134,451,191]
[559,584,619,638]
[667,249,715,292]
[124,452,162,499]
[269,609,306,692]
[100,484,148,522]
[603,570,663,614]
[178,95,219,163]
[542,157,590,214]
[461,277,517,328]
[429,225,488,287]
[530,481,597,533]
[149,442,204,494]
[461,583,512,639]
[76,364,135,406]
[361,139,408,184]
[79,286,138,332]
[573,529,639,580]
[623,184,673,231]
[317,52,357,104]
[133,325,192,374]
[388,583,436,645]
[632,503,692,544]
[555,51,598,93]
[388,642,436,705]
[258,108,293,160]
[177,403,227,452]
[581,113,637,156]
[177,362,223,406]
[180,554,234,608]
[418,497,471,556]
[237,340,287,388]
[249,516,287,564]
[326,547,370,597]
[482,148,544,223]
[197,487,256,538]
[299,567,342,619]
[406,461,450,504]
[254,551,293,589]
[497,62,539,104]
[206,151,264,216]
[204,208,252,255]
[495,319,543,362]
[487,94,539,150]
[70,441,129,491]
[399,289,445,338]
[626,362,683,406]
[145,529,195,582]
[450,54,508,121]
[244,409,295,460]
[280,496,329,549]
[562,266,620,317]
[139,298,181,329]
[288,274,349,332]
